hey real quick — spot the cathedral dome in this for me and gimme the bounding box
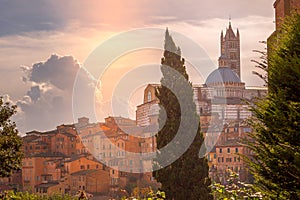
[205,67,241,85]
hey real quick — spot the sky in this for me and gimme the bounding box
[0,0,275,133]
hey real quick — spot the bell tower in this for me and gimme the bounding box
[218,21,241,78]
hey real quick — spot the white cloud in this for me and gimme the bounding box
[9,54,96,133]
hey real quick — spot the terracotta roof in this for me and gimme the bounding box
[28,152,67,158]
[71,169,98,176]
[35,181,59,188]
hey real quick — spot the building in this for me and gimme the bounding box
[76,116,159,192]
[268,0,300,52]
[22,153,66,192]
[219,22,241,78]
[136,84,159,126]
[274,0,300,29]
[69,169,110,194]
[22,124,82,157]
[211,121,254,183]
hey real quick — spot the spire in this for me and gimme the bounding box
[225,19,236,39]
[164,28,178,54]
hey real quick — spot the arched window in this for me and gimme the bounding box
[147,91,152,102]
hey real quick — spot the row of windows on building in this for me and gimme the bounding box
[217,156,241,163]
[219,147,239,153]
[100,151,126,158]
[108,159,134,167]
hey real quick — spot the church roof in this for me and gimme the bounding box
[205,67,241,85]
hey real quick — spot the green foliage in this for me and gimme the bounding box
[247,13,300,199]
[0,191,77,200]
[153,29,212,200]
[211,170,262,200]
[121,188,166,200]
[0,97,23,177]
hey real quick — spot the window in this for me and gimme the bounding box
[147,91,152,102]
[227,148,230,153]
[234,127,238,132]
[80,165,85,169]
[219,148,222,153]
[214,153,217,159]
[230,52,236,59]
[234,157,236,162]
[243,127,251,133]
[235,148,238,153]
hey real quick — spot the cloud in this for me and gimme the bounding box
[25,54,81,90]
[0,0,63,36]
[0,0,274,36]
[12,54,96,133]
[26,86,40,102]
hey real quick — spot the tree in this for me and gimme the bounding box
[211,169,262,200]
[246,13,300,199]
[153,29,212,200]
[0,97,23,177]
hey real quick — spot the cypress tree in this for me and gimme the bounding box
[153,29,212,200]
[247,13,300,199]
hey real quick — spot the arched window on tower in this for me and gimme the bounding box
[147,91,152,102]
